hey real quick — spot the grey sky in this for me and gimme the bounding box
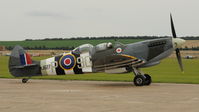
[0,0,199,40]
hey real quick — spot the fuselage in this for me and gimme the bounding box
[39,38,174,75]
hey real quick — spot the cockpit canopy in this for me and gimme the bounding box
[72,42,113,54]
[73,44,94,53]
[95,42,113,52]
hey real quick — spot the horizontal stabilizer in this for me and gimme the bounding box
[13,64,38,69]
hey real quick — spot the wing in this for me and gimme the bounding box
[93,54,145,72]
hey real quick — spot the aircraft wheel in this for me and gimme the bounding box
[22,78,29,83]
[144,74,152,86]
[134,75,145,86]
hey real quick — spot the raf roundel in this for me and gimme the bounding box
[59,54,76,70]
[116,48,122,53]
[64,58,72,66]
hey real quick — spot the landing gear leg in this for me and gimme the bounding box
[132,68,152,86]
[22,78,30,83]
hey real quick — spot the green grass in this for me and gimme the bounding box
[0,56,199,84]
[0,39,143,48]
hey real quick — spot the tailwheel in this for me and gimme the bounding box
[22,78,29,83]
[144,74,152,86]
[134,75,145,86]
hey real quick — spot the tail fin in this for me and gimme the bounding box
[9,45,41,77]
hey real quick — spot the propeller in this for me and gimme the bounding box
[170,14,185,72]
[170,14,177,38]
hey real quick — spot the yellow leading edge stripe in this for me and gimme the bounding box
[121,54,137,59]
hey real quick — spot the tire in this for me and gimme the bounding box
[144,74,152,86]
[134,75,145,86]
[22,78,28,83]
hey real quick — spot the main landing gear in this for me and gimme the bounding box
[132,68,152,86]
[22,78,30,83]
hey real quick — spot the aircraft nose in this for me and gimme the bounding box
[173,38,186,48]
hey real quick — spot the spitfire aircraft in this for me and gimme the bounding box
[9,15,186,86]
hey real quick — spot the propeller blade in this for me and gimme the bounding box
[170,14,184,72]
[170,14,177,38]
[176,48,184,72]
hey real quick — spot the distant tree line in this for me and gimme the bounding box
[180,46,199,51]
[6,45,199,51]
[6,46,75,50]
[25,36,199,41]
[5,36,199,50]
